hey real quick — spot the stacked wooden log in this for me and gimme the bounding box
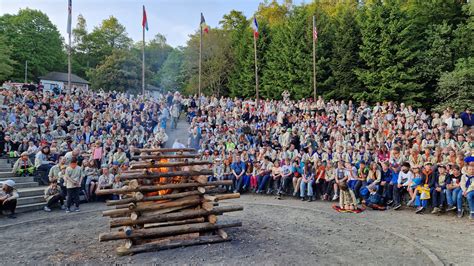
[96,148,243,256]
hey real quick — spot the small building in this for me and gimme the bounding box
[39,72,89,92]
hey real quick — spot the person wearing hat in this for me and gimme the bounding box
[12,151,35,176]
[0,179,18,218]
[430,164,448,214]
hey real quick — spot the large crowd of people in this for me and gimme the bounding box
[0,85,473,221]
[185,94,474,219]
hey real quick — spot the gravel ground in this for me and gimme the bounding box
[1,195,473,265]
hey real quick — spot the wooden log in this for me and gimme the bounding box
[202,202,215,211]
[99,221,242,242]
[132,154,200,160]
[135,148,196,153]
[207,214,218,224]
[109,205,244,228]
[128,180,139,189]
[96,180,232,196]
[102,197,201,217]
[134,192,144,201]
[124,239,134,249]
[143,217,205,228]
[120,170,213,180]
[106,190,203,206]
[129,161,212,170]
[124,226,133,236]
[203,193,241,202]
[130,212,139,221]
[217,229,228,240]
[116,235,227,256]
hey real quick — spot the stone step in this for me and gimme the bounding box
[0,172,12,178]
[18,186,46,197]
[14,182,39,189]
[18,195,45,205]
[0,167,12,172]
[16,202,46,213]
[0,176,35,183]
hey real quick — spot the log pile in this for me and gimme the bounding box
[96,148,243,256]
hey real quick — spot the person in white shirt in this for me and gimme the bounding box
[393,162,414,210]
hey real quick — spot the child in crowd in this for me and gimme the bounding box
[43,180,65,212]
[339,182,357,210]
[84,160,100,201]
[64,157,84,213]
[12,152,35,176]
[0,180,18,218]
[430,164,447,214]
[111,175,123,200]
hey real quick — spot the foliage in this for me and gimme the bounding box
[0,34,15,81]
[87,50,150,93]
[435,57,474,112]
[0,8,65,82]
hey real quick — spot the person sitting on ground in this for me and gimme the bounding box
[43,180,65,212]
[12,152,35,176]
[0,179,18,218]
[339,181,357,210]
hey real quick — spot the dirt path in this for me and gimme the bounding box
[1,195,472,265]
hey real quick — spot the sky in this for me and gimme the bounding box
[0,0,304,47]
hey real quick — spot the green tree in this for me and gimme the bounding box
[158,48,184,91]
[87,16,132,68]
[0,9,66,81]
[181,28,233,97]
[72,14,92,78]
[0,34,14,81]
[87,50,149,93]
[435,57,474,112]
[356,0,424,105]
[326,2,361,100]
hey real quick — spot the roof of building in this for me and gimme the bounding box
[39,72,89,84]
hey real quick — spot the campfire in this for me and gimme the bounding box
[95,148,243,256]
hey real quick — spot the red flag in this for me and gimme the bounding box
[201,13,209,34]
[142,5,149,31]
[313,23,318,42]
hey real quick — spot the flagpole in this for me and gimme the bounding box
[253,33,259,109]
[67,1,72,93]
[142,24,145,95]
[312,15,316,101]
[198,17,202,110]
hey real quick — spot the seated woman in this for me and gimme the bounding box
[110,146,128,166]
[0,180,18,219]
[96,167,114,200]
[43,180,65,212]
[35,146,55,185]
[84,160,100,201]
[12,152,35,176]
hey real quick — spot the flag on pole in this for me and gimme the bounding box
[67,0,72,34]
[200,13,209,34]
[142,5,149,31]
[252,16,259,38]
[313,21,318,42]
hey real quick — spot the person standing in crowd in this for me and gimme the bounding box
[63,157,83,213]
[460,161,474,219]
[0,180,18,218]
